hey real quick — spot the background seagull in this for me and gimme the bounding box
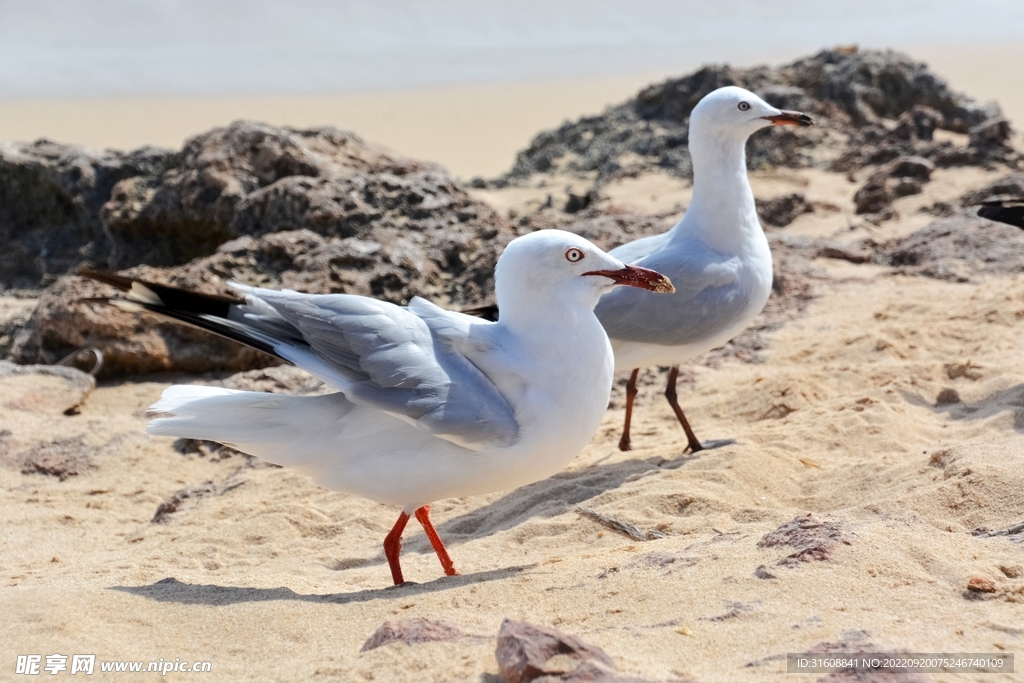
[595,86,812,452]
[82,229,673,585]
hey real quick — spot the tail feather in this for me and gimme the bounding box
[146,385,356,468]
[79,269,295,361]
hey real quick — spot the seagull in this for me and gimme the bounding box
[82,230,673,585]
[595,86,813,452]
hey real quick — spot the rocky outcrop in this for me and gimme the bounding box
[9,219,514,374]
[5,122,520,374]
[0,140,173,289]
[1,121,514,290]
[495,48,1016,187]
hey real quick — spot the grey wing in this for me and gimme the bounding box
[595,240,757,346]
[607,232,670,264]
[231,286,519,450]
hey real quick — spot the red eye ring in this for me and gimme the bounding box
[565,248,585,262]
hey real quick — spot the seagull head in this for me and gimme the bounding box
[689,86,813,142]
[495,229,673,316]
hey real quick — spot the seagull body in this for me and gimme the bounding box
[594,86,813,451]
[86,230,673,584]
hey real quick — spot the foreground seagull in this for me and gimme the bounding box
[83,230,672,585]
[595,86,812,452]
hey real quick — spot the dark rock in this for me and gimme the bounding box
[919,201,955,217]
[564,190,596,214]
[495,619,617,683]
[0,140,174,289]
[959,172,1024,206]
[758,513,853,566]
[12,169,514,374]
[756,193,813,227]
[853,176,893,214]
[9,274,276,374]
[935,388,961,405]
[891,178,923,198]
[816,243,871,264]
[497,48,1009,186]
[891,105,943,141]
[969,117,1013,148]
[878,212,1024,279]
[1,121,514,292]
[887,156,935,180]
[360,618,468,652]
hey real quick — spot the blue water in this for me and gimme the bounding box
[1,0,1022,98]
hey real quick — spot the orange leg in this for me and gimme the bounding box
[618,368,640,452]
[414,505,459,577]
[383,511,411,585]
[665,365,703,453]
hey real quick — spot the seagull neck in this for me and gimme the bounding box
[672,133,759,254]
[496,287,601,342]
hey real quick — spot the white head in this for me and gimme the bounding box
[689,85,813,143]
[494,229,673,324]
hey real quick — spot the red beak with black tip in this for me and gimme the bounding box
[762,110,814,127]
[583,265,675,293]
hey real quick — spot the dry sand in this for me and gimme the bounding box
[3,53,1024,682]
[3,173,1023,681]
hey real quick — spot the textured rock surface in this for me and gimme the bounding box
[360,618,470,652]
[876,211,1024,279]
[495,49,1015,187]
[0,140,174,289]
[6,122,519,374]
[1,121,514,290]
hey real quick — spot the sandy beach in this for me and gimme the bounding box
[2,45,1024,682]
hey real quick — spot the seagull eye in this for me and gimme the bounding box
[565,248,584,263]
[737,101,751,112]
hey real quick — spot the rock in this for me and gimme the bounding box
[756,193,813,227]
[854,177,894,215]
[11,161,515,374]
[969,117,1013,148]
[891,105,942,141]
[887,156,935,180]
[966,576,996,593]
[495,619,617,683]
[816,243,871,264]
[879,212,1024,279]
[9,275,276,375]
[497,48,1009,186]
[221,366,329,395]
[960,172,1024,206]
[935,388,961,404]
[360,618,468,652]
[891,178,923,198]
[0,360,95,414]
[758,513,853,566]
[1,121,514,291]
[0,140,174,289]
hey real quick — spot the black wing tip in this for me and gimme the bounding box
[461,303,499,322]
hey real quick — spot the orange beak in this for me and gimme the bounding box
[762,110,813,127]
